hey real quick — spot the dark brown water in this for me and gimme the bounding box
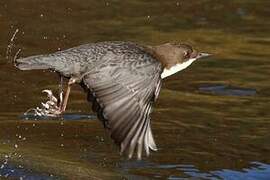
[1,0,270,179]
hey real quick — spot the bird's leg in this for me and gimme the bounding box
[60,77,77,112]
[58,76,64,108]
[24,76,77,117]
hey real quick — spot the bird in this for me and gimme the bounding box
[15,41,210,159]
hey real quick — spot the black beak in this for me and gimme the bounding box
[197,53,212,59]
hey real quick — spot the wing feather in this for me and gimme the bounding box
[82,45,162,159]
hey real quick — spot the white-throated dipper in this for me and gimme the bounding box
[15,41,210,159]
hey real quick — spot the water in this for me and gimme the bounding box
[20,113,96,121]
[120,161,270,179]
[0,0,270,179]
[199,84,257,96]
[0,163,59,180]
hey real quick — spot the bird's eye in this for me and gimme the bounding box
[183,51,190,59]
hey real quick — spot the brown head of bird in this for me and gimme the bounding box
[146,43,210,78]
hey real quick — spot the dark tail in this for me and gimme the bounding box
[15,55,54,70]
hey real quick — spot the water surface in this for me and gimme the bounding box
[0,0,270,179]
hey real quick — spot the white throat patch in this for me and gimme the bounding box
[161,58,197,79]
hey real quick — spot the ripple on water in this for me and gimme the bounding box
[120,161,270,179]
[0,163,59,180]
[198,84,257,96]
[19,113,97,121]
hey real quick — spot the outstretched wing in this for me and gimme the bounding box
[82,56,162,159]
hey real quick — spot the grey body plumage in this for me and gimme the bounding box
[16,41,163,159]
[16,41,209,159]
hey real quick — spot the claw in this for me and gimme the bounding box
[46,100,56,107]
[42,89,52,96]
[24,76,70,117]
[42,89,58,103]
[41,102,50,109]
[60,91,63,102]
[24,89,64,117]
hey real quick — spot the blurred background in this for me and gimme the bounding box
[0,0,270,179]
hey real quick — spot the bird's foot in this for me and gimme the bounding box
[24,89,64,117]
